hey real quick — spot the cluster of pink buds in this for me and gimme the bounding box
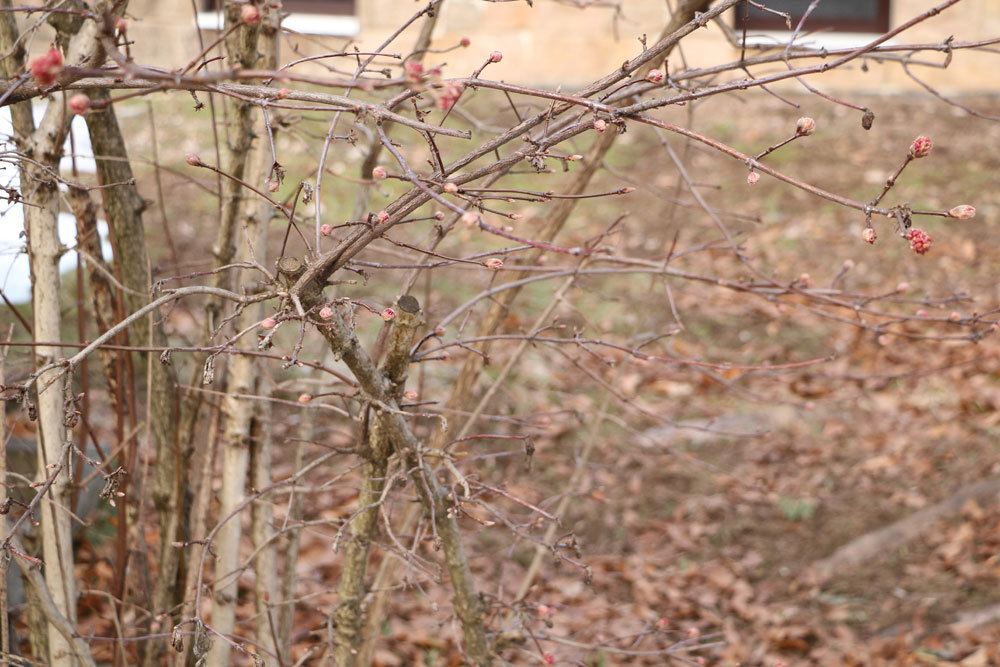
[906,227,932,255]
[862,227,877,244]
[68,94,91,115]
[795,116,816,136]
[948,204,976,220]
[240,3,261,25]
[909,135,933,158]
[436,82,464,111]
[29,48,63,86]
[404,60,424,84]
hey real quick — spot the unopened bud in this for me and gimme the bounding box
[462,211,478,227]
[484,257,504,270]
[645,69,664,84]
[593,118,608,133]
[298,393,312,404]
[371,165,387,180]
[796,116,816,136]
[276,88,290,100]
[862,227,877,244]
[746,171,760,186]
[185,153,203,167]
[443,182,459,194]
[489,51,503,63]
[320,223,333,236]
[948,204,975,220]
[319,306,333,320]
[909,135,933,158]
[380,307,396,321]
[433,211,445,221]
[460,36,471,48]
[376,210,390,224]
[240,4,261,25]
[261,317,277,329]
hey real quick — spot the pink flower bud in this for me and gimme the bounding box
[795,117,816,136]
[434,325,445,336]
[896,281,910,293]
[460,37,471,48]
[567,154,583,161]
[297,393,312,404]
[403,390,418,400]
[593,119,608,133]
[319,306,333,320]
[185,153,203,167]
[29,48,63,86]
[68,94,90,115]
[376,210,390,223]
[372,165,387,180]
[543,654,555,666]
[433,211,445,221]
[261,317,277,329]
[276,88,290,100]
[489,51,503,63]
[380,307,396,321]
[906,227,932,255]
[320,224,333,236]
[404,60,424,82]
[948,311,962,322]
[114,17,128,32]
[746,171,760,186]
[462,211,478,226]
[909,135,932,158]
[645,69,664,84]
[484,258,503,270]
[948,204,975,220]
[240,4,261,25]
[862,227,877,244]
[443,182,459,194]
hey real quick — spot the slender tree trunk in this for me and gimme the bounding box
[278,410,312,657]
[206,4,268,663]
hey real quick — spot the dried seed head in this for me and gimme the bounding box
[371,165,387,180]
[485,257,504,270]
[795,117,816,136]
[909,135,933,158]
[489,51,503,63]
[380,307,396,321]
[862,227,877,244]
[746,171,760,186]
[948,204,976,220]
[240,4,261,25]
[68,94,90,115]
[320,223,333,237]
[906,227,932,255]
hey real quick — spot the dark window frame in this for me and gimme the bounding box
[204,0,355,16]
[734,0,891,34]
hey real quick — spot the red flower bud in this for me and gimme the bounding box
[380,307,396,321]
[645,69,664,84]
[319,306,333,320]
[320,224,333,237]
[68,94,90,115]
[909,135,932,158]
[376,210,390,224]
[862,227,877,244]
[906,227,932,255]
[29,48,63,86]
[460,37,471,48]
[404,61,424,83]
[489,51,503,63]
[433,211,445,221]
[371,165,387,180]
[240,4,261,25]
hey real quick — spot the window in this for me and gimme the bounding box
[198,1,359,36]
[735,0,891,34]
